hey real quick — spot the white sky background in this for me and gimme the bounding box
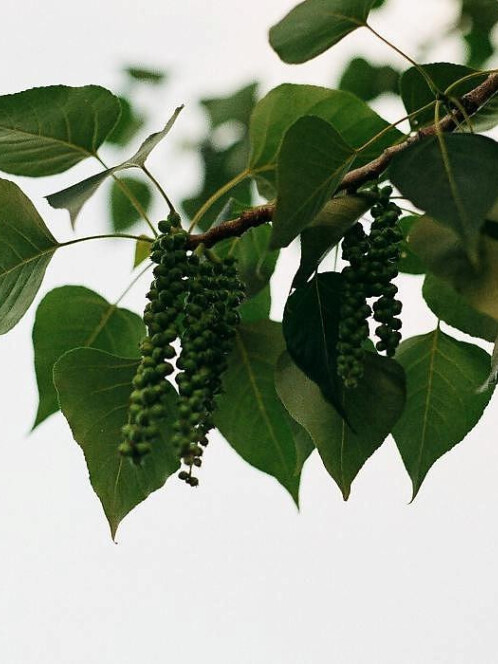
[0,1,497,662]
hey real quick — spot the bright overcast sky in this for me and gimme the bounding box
[0,1,497,663]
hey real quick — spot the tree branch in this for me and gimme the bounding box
[187,72,498,249]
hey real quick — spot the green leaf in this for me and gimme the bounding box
[0,85,120,176]
[0,179,59,334]
[106,96,144,147]
[125,66,166,84]
[133,235,152,268]
[214,321,308,503]
[339,57,400,102]
[110,176,152,232]
[397,215,426,275]
[478,334,498,392]
[392,329,494,499]
[32,285,145,428]
[389,134,498,258]
[216,224,278,297]
[201,82,258,129]
[400,63,498,132]
[47,106,183,225]
[269,0,375,64]
[239,284,271,323]
[271,116,356,248]
[293,194,370,287]
[53,348,179,539]
[275,351,405,499]
[423,273,498,342]
[283,272,345,417]
[248,84,403,193]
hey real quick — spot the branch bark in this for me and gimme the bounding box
[187,72,498,249]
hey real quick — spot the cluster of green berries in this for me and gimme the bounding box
[337,185,403,388]
[174,255,244,484]
[118,212,244,487]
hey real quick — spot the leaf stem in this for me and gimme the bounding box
[96,156,158,237]
[141,165,176,214]
[59,233,153,249]
[188,169,250,231]
[114,263,153,306]
[365,23,440,97]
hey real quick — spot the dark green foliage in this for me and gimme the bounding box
[1,3,497,534]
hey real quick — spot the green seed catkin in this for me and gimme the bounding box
[337,185,403,388]
[120,212,244,487]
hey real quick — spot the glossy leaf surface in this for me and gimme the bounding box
[0,85,120,176]
[0,179,59,334]
[54,349,179,538]
[393,330,493,498]
[269,0,375,64]
[215,321,308,503]
[276,351,405,498]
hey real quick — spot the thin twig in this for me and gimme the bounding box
[187,72,498,250]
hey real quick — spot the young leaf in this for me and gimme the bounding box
[269,0,375,64]
[32,285,145,428]
[283,272,345,416]
[214,321,308,504]
[389,134,498,259]
[392,329,494,499]
[0,85,120,176]
[271,116,356,248]
[423,274,498,342]
[275,351,405,499]
[0,179,59,334]
[248,84,402,193]
[53,348,179,539]
[110,176,152,232]
[133,235,152,268]
[47,106,183,225]
[293,194,371,287]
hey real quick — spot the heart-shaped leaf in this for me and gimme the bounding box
[32,285,145,428]
[283,272,346,417]
[214,321,310,504]
[54,348,179,539]
[271,116,356,248]
[275,351,405,498]
[392,329,494,499]
[0,179,59,333]
[0,85,120,176]
[269,0,376,64]
[389,134,498,259]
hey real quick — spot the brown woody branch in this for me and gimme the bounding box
[187,72,498,249]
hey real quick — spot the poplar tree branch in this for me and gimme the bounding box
[187,72,498,249]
